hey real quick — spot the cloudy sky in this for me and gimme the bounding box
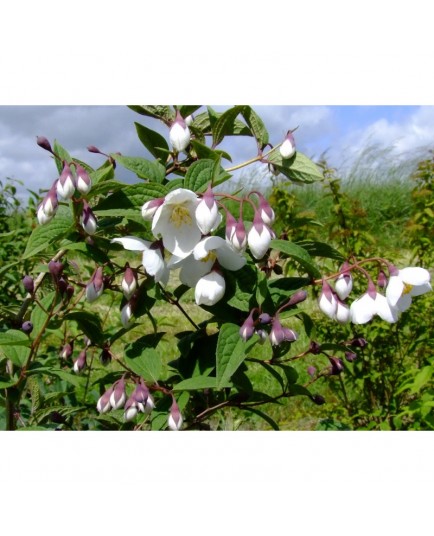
[1,105,433,199]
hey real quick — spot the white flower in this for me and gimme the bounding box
[169,111,191,153]
[386,266,432,312]
[124,405,138,422]
[56,162,76,199]
[37,204,54,225]
[335,271,353,301]
[80,201,97,235]
[350,292,377,324]
[375,294,399,323]
[279,131,296,159]
[247,212,274,259]
[335,300,350,323]
[75,164,92,194]
[111,236,170,286]
[195,184,221,235]
[152,188,202,259]
[195,271,226,306]
[120,302,133,328]
[318,281,337,319]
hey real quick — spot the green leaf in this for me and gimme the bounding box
[244,407,280,430]
[89,180,126,199]
[225,264,258,311]
[94,182,168,211]
[267,149,323,184]
[128,105,174,124]
[178,105,202,118]
[125,347,162,382]
[241,106,269,148]
[296,240,345,262]
[30,291,57,335]
[173,376,224,391]
[216,323,256,389]
[28,366,86,388]
[53,140,72,174]
[111,154,166,183]
[134,122,170,162]
[184,159,215,192]
[0,330,30,367]
[270,239,321,278]
[90,162,115,186]
[166,178,185,191]
[410,366,433,394]
[64,311,104,345]
[190,140,232,162]
[23,207,74,259]
[212,105,247,147]
[268,277,311,305]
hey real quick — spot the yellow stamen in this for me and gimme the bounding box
[201,251,217,263]
[170,205,192,227]
[402,282,413,295]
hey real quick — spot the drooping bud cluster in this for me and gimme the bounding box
[317,261,432,325]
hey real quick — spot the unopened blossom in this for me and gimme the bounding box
[335,299,351,324]
[73,349,87,374]
[37,204,54,225]
[386,265,432,312]
[123,397,139,422]
[328,356,344,375]
[21,321,33,334]
[334,263,353,300]
[75,164,92,194]
[349,283,377,324]
[247,211,274,259]
[185,114,194,126]
[141,198,164,220]
[80,201,97,235]
[120,302,133,328]
[168,399,183,431]
[254,192,275,226]
[256,329,268,344]
[307,366,316,377]
[111,237,170,286]
[195,184,221,235]
[173,236,246,289]
[152,188,202,258]
[270,316,297,346]
[22,275,34,294]
[239,309,256,341]
[86,266,104,302]
[377,270,388,288]
[56,161,76,199]
[110,378,126,410]
[258,313,272,324]
[318,280,338,319]
[279,130,296,160]
[37,184,58,225]
[60,342,73,360]
[121,264,137,298]
[169,110,191,153]
[228,218,247,252]
[195,270,226,306]
[97,387,114,414]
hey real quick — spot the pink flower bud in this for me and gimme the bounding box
[21,321,33,334]
[270,316,297,346]
[307,366,316,377]
[81,201,97,235]
[247,211,273,260]
[287,290,308,307]
[121,264,137,298]
[255,192,275,226]
[56,161,76,199]
[48,260,64,278]
[86,266,104,302]
[168,398,183,431]
[41,184,59,217]
[225,212,237,242]
[318,280,337,319]
[22,275,34,294]
[377,270,388,288]
[36,136,53,153]
[75,164,92,194]
[123,397,139,422]
[279,130,296,159]
[335,263,353,300]
[73,349,87,374]
[120,302,133,328]
[328,356,344,375]
[141,198,165,220]
[239,309,256,341]
[195,184,221,235]
[110,378,126,410]
[97,386,114,414]
[60,342,73,360]
[169,110,191,153]
[87,145,102,153]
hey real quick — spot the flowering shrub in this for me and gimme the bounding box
[0,105,431,430]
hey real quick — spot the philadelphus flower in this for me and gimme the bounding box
[80,201,97,235]
[86,266,104,302]
[279,130,296,160]
[195,184,221,235]
[37,184,58,225]
[318,280,337,319]
[168,399,183,431]
[269,316,297,346]
[247,211,274,259]
[141,198,164,220]
[195,270,226,306]
[110,378,126,410]
[111,237,170,286]
[334,264,353,300]
[56,161,76,199]
[169,110,191,153]
[97,387,114,414]
[75,164,92,194]
[350,281,399,324]
[152,188,202,259]
[121,264,137,298]
[386,266,432,312]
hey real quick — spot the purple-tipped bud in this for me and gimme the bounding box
[121,264,137,298]
[99,347,112,365]
[97,386,114,414]
[256,329,268,344]
[258,313,272,324]
[36,136,53,153]
[168,398,183,431]
[307,365,316,377]
[239,310,256,342]
[86,266,104,302]
[120,302,133,328]
[196,184,221,235]
[309,341,322,354]
[270,316,297,346]
[310,394,326,405]
[231,219,248,252]
[21,321,33,334]
[41,184,59,217]
[279,130,296,159]
[318,280,337,319]
[57,277,68,295]
[377,270,388,288]
[132,380,150,406]
[81,201,97,235]
[56,161,76,200]
[225,212,237,242]
[73,349,87,374]
[345,351,358,362]
[328,356,344,375]
[123,396,139,422]
[247,211,273,259]
[141,197,165,220]
[75,164,92,194]
[37,204,54,225]
[335,263,353,301]
[255,192,275,226]
[87,145,102,154]
[60,342,73,360]
[48,260,64,278]
[22,275,34,294]
[110,378,126,410]
[287,290,308,307]
[169,110,191,153]
[348,337,368,348]
[66,285,75,299]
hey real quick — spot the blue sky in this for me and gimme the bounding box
[0,105,432,198]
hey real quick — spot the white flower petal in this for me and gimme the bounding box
[142,248,165,277]
[410,282,432,297]
[216,243,246,271]
[399,267,431,286]
[247,226,272,259]
[163,188,198,206]
[318,293,337,319]
[386,275,405,307]
[195,272,226,306]
[335,301,350,323]
[350,293,376,324]
[375,294,399,323]
[396,293,412,312]
[179,254,212,287]
[112,236,151,251]
[193,236,224,260]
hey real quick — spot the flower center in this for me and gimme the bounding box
[402,282,413,295]
[170,205,192,227]
[201,251,217,263]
